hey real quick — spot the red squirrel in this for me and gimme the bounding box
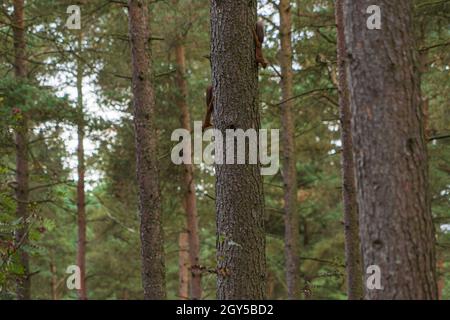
[253,20,268,68]
[202,85,214,131]
[202,21,267,130]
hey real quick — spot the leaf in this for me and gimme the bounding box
[43,219,56,232]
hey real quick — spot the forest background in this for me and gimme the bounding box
[0,0,449,300]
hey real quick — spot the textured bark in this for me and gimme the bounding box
[13,0,30,300]
[343,0,438,299]
[76,33,87,300]
[178,232,189,300]
[211,0,266,300]
[279,0,300,300]
[175,43,202,299]
[335,0,364,300]
[417,26,431,141]
[128,0,166,300]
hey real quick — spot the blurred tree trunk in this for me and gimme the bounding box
[343,0,437,299]
[178,232,189,299]
[279,0,300,300]
[128,0,166,299]
[50,256,58,300]
[302,219,309,246]
[76,32,87,300]
[174,42,202,300]
[13,0,30,300]
[211,0,266,299]
[437,259,445,300]
[266,271,275,299]
[335,0,363,300]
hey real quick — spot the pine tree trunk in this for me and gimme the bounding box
[343,0,437,299]
[211,0,266,300]
[174,43,202,300]
[335,0,363,300]
[13,0,30,300]
[128,0,166,300]
[76,33,87,300]
[279,0,300,300]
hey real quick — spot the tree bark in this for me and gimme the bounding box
[211,0,266,300]
[76,32,87,300]
[335,0,364,300]
[13,0,30,300]
[343,0,438,299]
[279,0,300,300]
[174,43,202,300]
[128,0,166,300]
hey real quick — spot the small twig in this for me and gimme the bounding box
[203,193,216,201]
[274,87,337,106]
[429,134,450,142]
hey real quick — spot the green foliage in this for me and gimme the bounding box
[0,77,74,124]
[0,0,448,300]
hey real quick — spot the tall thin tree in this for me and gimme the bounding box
[211,0,266,299]
[174,39,202,299]
[343,0,438,299]
[76,32,87,300]
[12,0,30,300]
[279,0,300,300]
[128,0,166,299]
[335,0,363,300]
